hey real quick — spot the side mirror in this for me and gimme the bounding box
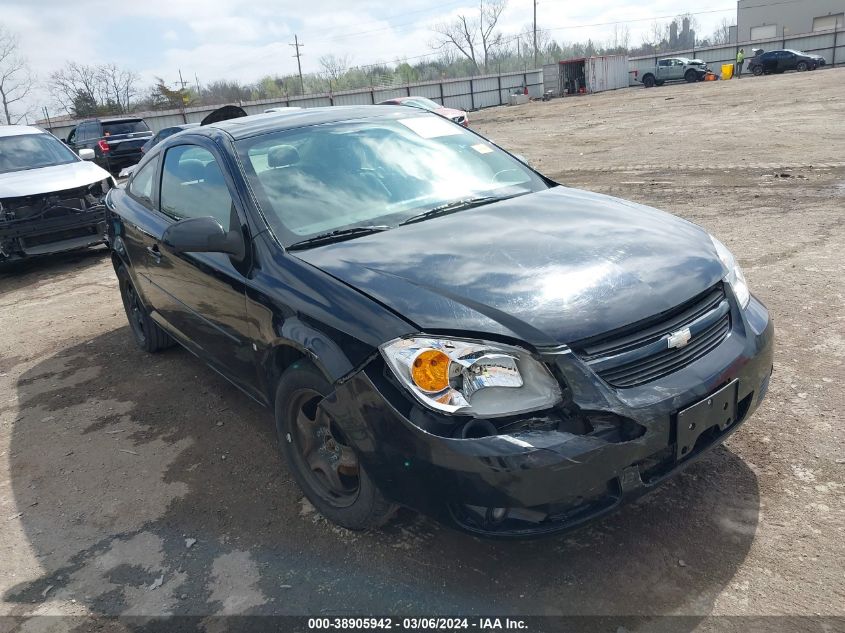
[79,148,95,160]
[161,216,245,262]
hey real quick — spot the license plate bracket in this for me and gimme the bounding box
[676,380,738,460]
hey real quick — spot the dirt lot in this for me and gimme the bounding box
[1,69,844,628]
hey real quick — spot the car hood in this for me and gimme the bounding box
[295,187,726,346]
[0,160,110,198]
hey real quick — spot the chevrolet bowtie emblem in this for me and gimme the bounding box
[667,327,692,349]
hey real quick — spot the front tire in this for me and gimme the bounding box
[685,69,697,83]
[752,65,763,76]
[274,361,396,530]
[117,264,173,353]
[796,61,808,72]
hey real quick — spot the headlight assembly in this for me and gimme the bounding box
[380,336,562,417]
[710,235,750,309]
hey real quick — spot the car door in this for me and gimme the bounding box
[149,140,257,394]
[669,59,684,79]
[118,154,172,312]
[781,51,797,71]
[761,52,777,74]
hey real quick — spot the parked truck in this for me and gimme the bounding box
[638,57,709,88]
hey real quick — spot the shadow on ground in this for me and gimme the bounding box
[0,247,109,295]
[4,326,760,623]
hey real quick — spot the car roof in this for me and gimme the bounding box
[0,124,46,138]
[84,116,146,123]
[203,105,421,140]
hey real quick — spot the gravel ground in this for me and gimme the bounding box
[1,68,843,628]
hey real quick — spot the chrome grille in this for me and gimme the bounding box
[573,284,731,388]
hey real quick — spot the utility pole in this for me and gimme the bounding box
[533,0,538,68]
[42,106,53,133]
[195,73,201,95]
[290,35,304,94]
[177,69,188,122]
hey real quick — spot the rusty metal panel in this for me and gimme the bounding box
[585,55,629,93]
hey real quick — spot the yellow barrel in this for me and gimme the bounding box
[721,63,734,80]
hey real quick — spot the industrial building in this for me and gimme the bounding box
[737,0,845,41]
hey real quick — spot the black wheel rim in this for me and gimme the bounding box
[121,277,146,346]
[287,388,360,508]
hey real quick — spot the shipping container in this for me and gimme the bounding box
[547,54,630,96]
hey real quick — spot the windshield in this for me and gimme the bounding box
[0,133,79,174]
[237,115,549,246]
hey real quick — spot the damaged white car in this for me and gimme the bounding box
[1,125,113,265]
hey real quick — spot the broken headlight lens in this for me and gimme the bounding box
[380,336,562,417]
[710,235,750,309]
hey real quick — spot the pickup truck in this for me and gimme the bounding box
[638,57,709,88]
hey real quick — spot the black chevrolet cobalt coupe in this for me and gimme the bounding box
[105,107,773,537]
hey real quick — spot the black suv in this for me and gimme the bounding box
[66,117,153,174]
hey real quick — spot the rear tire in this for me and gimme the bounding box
[274,361,396,530]
[117,264,173,353]
[642,75,656,88]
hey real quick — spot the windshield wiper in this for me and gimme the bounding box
[286,225,391,250]
[399,194,524,226]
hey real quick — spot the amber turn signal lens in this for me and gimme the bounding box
[411,349,450,393]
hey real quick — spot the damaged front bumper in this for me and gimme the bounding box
[0,185,108,262]
[320,296,774,538]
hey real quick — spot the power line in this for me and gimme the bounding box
[304,0,468,40]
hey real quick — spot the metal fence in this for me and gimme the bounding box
[41,69,543,139]
[627,26,844,83]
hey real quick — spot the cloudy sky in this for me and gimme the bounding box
[2,0,735,116]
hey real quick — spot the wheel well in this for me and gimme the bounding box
[642,73,655,82]
[268,344,309,402]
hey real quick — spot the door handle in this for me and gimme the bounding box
[146,244,162,263]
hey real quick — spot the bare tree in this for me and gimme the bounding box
[319,54,352,84]
[711,18,734,45]
[49,62,101,115]
[49,61,139,116]
[0,26,34,125]
[432,14,481,73]
[479,0,507,71]
[97,63,139,113]
[641,20,668,53]
[431,0,507,73]
[606,23,630,54]
[520,26,552,64]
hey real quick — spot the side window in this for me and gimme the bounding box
[160,145,234,230]
[658,60,669,67]
[79,122,98,142]
[66,128,77,144]
[128,158,157,207]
